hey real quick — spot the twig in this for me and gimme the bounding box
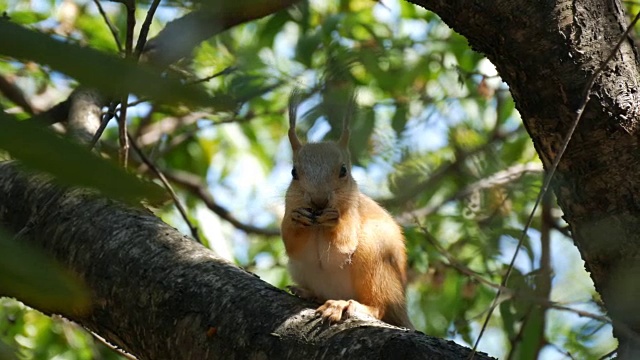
[185,67,237,85]
[113,0,136,56]
[0,74,36,114]
[469,10,640,359]
[162,169,281,237]
[134,0,161,59]
[398,162,542,222]
[113,0,135,166]
[127,133,202,243]
[415,220,609,323]
[380,128,520,208]
[92,0,123,53]
[117,99,130,166]
[90,101,117,149]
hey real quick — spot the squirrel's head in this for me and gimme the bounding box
[285,89,358,212]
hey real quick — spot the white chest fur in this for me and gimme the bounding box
[288,231,357,301]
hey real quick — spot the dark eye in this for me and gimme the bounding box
[339,164,347,178]
[292,167,298,180]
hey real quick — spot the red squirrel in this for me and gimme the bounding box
[281,91,414,329]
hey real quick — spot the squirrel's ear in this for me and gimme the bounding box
[288,88,303,152]
[338,91,356,148]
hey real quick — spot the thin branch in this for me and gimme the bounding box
[162,169,281,237]
[185,66,238,85]
[134,0,161,59]
[135,112,207,147]
[26,98,71,125]
[470,10,640,358]
[90,101,117,149]
[398,162,543,222]
[121,65,234,109]
[0,74,36,114]
[92,0,123,53]
[116,0,136,56]
[380,128,520,208]
[128,133,202,243]
[117,98,130,166]
[115,0,135,165]
[414,221,608,323]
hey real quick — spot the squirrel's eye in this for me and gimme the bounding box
[339,164,347,178]
[292,167,298,180]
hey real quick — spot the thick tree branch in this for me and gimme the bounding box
[0,162,492,359]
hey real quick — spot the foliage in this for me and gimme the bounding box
[0,0,627,358]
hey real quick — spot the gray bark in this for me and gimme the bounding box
[0,162,492,360]
[408,0,640,357]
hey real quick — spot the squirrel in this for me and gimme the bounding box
[281,90,414,329]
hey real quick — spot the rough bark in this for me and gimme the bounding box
[0,162,492,360]
[408,0,640,356]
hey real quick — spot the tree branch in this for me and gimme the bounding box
[398,162,543,223]
[163,168,281,237]
[67,88,104,144]
[0,162,492,359]
[0,74,36,114]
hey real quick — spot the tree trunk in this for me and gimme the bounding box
[0,162,492,359]
[409,0,640,356]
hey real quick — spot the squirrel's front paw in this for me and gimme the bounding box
[292,208,316,226]
[316,208,339,226]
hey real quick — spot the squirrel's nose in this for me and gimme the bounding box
[311,196,329,210]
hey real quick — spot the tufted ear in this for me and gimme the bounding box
[338,90,356,149]
[288,88,303,153]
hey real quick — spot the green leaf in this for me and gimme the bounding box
[0,20,234,110]
[7,11,48,25]
[0,112,166,204]
[0,228,90,314]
